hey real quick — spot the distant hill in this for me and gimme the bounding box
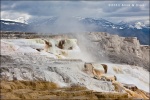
[0,18,149,45]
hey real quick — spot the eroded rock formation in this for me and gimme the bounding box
[89,32,149,71]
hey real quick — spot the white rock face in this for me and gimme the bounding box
[0,39,114,92]
[89,32,149,70]
[0,38,149,93]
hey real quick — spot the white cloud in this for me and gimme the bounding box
[1,11,31,23]
[1,1,149,23]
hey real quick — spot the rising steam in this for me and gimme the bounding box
[31,14,108,62]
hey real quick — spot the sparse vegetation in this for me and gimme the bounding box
[0,80,130,100]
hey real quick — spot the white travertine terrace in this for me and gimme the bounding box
[1,38,149,95]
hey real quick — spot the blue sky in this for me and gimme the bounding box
[1,1,149,23]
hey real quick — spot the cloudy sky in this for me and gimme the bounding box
[1,1,149,23]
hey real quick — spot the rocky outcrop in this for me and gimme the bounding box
[112,81,149,99]
[84,63,117,82]
[43,40,52,52]
[89,32,149,71]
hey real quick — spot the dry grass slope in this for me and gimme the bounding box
[0,80,130,100]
